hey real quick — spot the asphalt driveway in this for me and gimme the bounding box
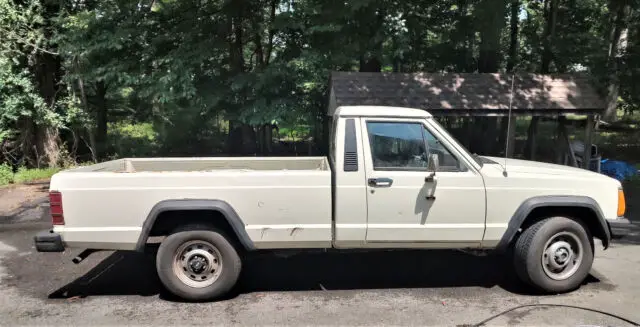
[1,187,640,326]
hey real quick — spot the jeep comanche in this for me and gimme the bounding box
[35,105,631,301]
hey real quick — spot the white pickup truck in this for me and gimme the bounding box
[35,105,631,301]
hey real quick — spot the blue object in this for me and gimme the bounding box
[600,159,639,181]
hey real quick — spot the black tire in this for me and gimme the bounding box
[156,227,242,301]
[513,216,594,293]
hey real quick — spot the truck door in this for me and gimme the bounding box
[361,117,486,246]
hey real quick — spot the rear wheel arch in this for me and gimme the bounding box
[135,199,255,252]
[496,195,611,252]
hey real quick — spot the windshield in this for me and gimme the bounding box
[429,117,483,167]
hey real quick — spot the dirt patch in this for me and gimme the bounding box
[0,183,49,217]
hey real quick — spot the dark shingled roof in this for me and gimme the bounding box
[329,72,605,116]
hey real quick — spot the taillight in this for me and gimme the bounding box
[49,191,65,225]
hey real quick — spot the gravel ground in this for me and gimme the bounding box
[1,193,640,326]
[0,183,49,223]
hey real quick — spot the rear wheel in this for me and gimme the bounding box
[513,216,594,293]
[156,227,242,301]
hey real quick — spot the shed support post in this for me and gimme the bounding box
[557,117,578,167]
[506,113,516,158]
[582,114,594,169]
[555,117,564,164]
[464,117,473,149]
[525,116,539,160]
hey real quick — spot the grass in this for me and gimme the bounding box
[0,165,62,187]
[13,167,62,184]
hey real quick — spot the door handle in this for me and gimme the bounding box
[368,177,393,187]
[425,172,436,183]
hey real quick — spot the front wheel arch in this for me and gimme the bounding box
[496,196,611,253]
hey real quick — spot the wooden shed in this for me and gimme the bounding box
[327,72,606,169]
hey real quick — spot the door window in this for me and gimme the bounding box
[366,122,428,170]
[366,121,460,171]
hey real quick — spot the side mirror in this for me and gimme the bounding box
[427,153,439,172]
[425,154,439,183]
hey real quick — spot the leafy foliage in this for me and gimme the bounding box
[107,122,159,158]
[0,163,12,185]
[1,0,640,170]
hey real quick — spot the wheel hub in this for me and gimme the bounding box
[546,240,573,269]
[172,240,223,288]
[541,232,583,281]
[188,255,208,274]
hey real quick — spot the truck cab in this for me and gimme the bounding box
[330,106,487,248]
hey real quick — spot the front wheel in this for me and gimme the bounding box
[156,228,242,301]
[513,216,594,293]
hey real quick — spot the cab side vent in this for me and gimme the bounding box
[344,118,358,172]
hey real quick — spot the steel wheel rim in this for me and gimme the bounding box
[173,240,222,288]
[541,231,583,281]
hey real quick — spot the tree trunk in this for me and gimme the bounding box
[264,0,277,65]
[226,2,248,155]
[95,81,108,159]
[506,0,519,72]
[33,52,62,167]
[453,0,474,72]
[230,4,245,73]
[603,0,630,121]
[359,6,385,73]
[541,0,558,73]
[392,32,401,72]
[477,0,506,73]
[77,78,97,162]
[37,126,61,168]
[252,13,265,69]
[18,117,36,167]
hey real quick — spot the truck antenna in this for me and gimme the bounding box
[503,74,515,177]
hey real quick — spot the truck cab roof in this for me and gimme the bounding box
[334,106,432,119]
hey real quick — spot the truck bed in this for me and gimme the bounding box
[50,156,333,250]
[66,157,329,173]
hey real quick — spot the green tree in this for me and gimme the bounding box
[0,0,65,167]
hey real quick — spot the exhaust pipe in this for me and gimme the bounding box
[72,249,98,264]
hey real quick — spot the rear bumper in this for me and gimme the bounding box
[607,217,633,239]
[34,229,65,252]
